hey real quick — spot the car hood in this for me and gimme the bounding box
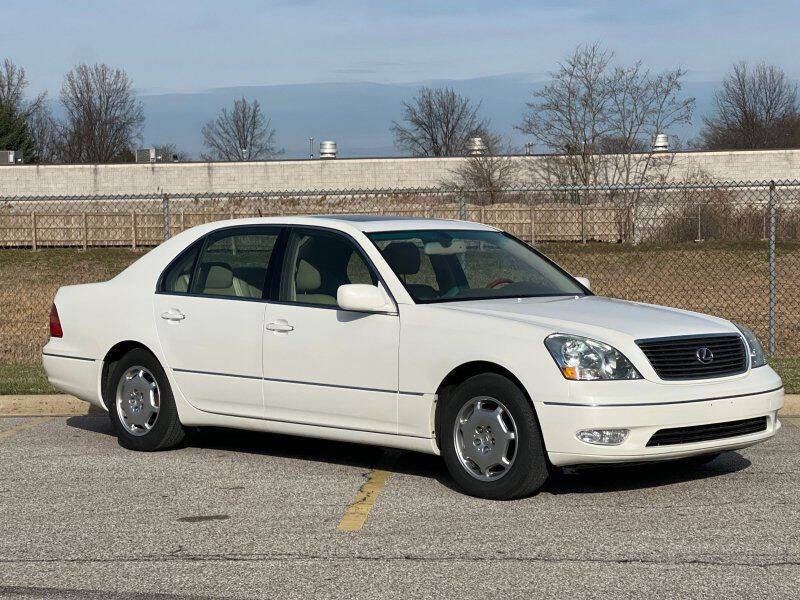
[436,295,736,341]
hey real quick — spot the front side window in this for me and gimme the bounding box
[189,228,280,299]
[279,229,377,307]
[368,230,586,303]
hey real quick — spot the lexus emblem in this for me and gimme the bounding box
[696,347,714,364]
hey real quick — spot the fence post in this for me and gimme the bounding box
[695,202,702,242]
[580,195,586,244]
[161,193,170,242]
[181,210,186,232]
[626,203,632,242]
[768,181,777,357]
[82,212,88,250]
[131,212,137,250]
[31,212,37,251]
[529,204,536,244]
[459,195,467,220]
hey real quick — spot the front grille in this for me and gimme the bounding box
[646,416,767,447]
[636,334,747,380]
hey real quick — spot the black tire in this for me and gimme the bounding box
[105,348,185,451]
[441,373,549,500]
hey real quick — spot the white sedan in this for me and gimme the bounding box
[43,216,784,499]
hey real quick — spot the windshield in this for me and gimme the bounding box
[368,230,587,303]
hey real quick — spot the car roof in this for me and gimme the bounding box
[312,215,496,232]
[190,215,497,234]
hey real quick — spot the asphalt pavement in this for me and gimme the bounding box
[0,414,798,599]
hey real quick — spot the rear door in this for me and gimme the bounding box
[154,226,281,418]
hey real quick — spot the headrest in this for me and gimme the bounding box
[205,264,233,290]
[383,242,421,275]
[175,274,190,293]
[296,260,321,292]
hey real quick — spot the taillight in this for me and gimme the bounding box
[49,304,63,338]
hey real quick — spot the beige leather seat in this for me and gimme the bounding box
[232,267,266,298]
[175,274,190,293]
[202,264,238,296]
[177,262,263,298]
[295,259,336,305]
[381,241,438,299]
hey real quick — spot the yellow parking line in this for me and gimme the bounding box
[337,452,398,532]
[0,417,55,440]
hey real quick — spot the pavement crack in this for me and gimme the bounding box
[1,552,798,570]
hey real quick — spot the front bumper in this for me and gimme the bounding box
[538,377,784,467]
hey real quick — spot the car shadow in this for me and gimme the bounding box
[542,451,752,495]
[66,415,751,496]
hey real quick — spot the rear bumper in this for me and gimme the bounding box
[42,351,104,409]
[539,385,784,467]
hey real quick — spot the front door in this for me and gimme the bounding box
[154,226,280,418]
[261,228,400,434]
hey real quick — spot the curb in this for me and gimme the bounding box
[0,395,104,417]
[1,393,798,417]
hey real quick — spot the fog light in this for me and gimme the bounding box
[576,428,629,446]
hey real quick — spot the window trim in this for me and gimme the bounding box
[156,225,283,302]
[155,223,399,312]
[366,228,593,305]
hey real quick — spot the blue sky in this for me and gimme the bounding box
[4,0,799,96]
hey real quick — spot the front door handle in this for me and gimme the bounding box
[266,320,294,333]
[160,309,186,322]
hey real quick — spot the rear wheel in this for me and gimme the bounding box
[441,373,549,500]
[106,348,185,451]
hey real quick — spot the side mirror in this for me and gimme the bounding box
[337,284,394,313]
[575,276,591,290]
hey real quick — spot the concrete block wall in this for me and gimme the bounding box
[0,149,798,198]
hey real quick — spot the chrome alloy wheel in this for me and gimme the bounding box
[115,366,160,436]
[453,396,518,481]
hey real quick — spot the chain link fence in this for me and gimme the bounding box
[1,180,798,368]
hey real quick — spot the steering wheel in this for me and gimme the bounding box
[486,278,514,289]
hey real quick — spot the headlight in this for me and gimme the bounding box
[733,322,766,368]
[544,334,642,381]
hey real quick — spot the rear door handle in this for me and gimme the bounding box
[266,320,294,333]
[160,309,186,322]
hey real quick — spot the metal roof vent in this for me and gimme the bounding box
[652,133,669,152]
[136,148,157,163]
[319,140,337,159]
[466,137,486,156]
[0,150,22,164]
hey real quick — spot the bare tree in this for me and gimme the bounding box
[27,103,58,163]
[55,63,145,163]
[699,61,800,150]
[201,97,282,161]
[0,58,45,117]
[518,43,695,186]
[391,87,493,157]
[0,58,52,162]
[446,135,522,202]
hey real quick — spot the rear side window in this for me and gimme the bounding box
[190,228,280,299]
[161,242,200,294]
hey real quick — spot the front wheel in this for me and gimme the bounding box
[441,373,549,500]
[106,348,185,451]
